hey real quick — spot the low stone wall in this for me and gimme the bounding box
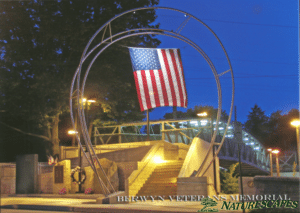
[80,158,119,194]
[254,176,300,202]
[177,177,208,196]
[70,146,152,169]
[52,160,71,194]
[60,142,154,161]
[38,163,54,194]
[1,162,56,195]
[0,163,16,194]
[238,176,256,196]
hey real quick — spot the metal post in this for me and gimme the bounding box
[296,127,300,176]
[94,127,97,145]
[72,114,77,146]
[162,121,165,141]
[269,152,273,176]
[173,106,179,143]
[276,154,280,177]
[235,117,245,213]
[147,110,150,141]
[118,125,122,143]
[77,138,82,193]
[211,118,217,193]
[212,145,217,192]
[238,140,245,213]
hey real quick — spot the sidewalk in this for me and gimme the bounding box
[0,194,245,213]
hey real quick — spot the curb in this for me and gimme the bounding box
[1,204,200,213]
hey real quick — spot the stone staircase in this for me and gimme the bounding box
[136,160,183,197]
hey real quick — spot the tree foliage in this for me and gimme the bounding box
[244,104,299,151]
[0,0,160,160]
[221,162,239,194]
[163,105,229,121]
[244,104,269,143]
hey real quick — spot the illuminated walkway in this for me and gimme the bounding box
[94,118,270,176]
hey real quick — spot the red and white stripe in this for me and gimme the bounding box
[134,49,187,111]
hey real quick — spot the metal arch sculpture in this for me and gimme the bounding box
[70,7,235,196]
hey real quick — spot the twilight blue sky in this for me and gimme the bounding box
[147,0,298,123]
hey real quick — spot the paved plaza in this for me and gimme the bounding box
[0,194,245,213]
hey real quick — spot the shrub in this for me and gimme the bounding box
[221,163,239,194]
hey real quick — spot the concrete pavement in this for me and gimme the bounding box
[0,194,246,213]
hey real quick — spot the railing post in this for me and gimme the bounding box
[118,125,122,143]
[94,127,97,145]
[162,121,165,141]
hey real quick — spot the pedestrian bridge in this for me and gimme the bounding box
[93,118,270,176]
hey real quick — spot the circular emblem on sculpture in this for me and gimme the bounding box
[71,166,86,184]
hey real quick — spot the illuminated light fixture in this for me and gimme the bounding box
[81,98,96,104]
[267,148,272,152]
[197,112,207,117]
[228,126,233,129]
[291,120,300,127]
[272,149,280,154]
[250,142,254,145]
[244,138,249,141]
[153,156,165,164]
[219,127,224,130]
[254,147,260,150]
[68,130,78,135]
[245,143,249,145]
[213,122,216,125]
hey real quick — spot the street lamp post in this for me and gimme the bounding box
[68,129,84,193]
[291,120,300,176]
[69,98,96,193]
[267,148,273,176]
[272,149,280,177]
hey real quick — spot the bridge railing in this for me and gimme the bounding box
[218,139,270,171]
[93,119,270,171]
[93,118,211,145]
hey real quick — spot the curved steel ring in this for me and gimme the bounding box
[70,7,235,182]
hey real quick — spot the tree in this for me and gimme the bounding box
[0,0,160,159]
[244,104,269,143]
[163,105,228,121]
[221,163,239,194]
[264,109,299,151]
[244,106,299,151]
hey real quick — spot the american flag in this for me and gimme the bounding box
[129,48,187,111]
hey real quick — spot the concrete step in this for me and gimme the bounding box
[136,160,183,196]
